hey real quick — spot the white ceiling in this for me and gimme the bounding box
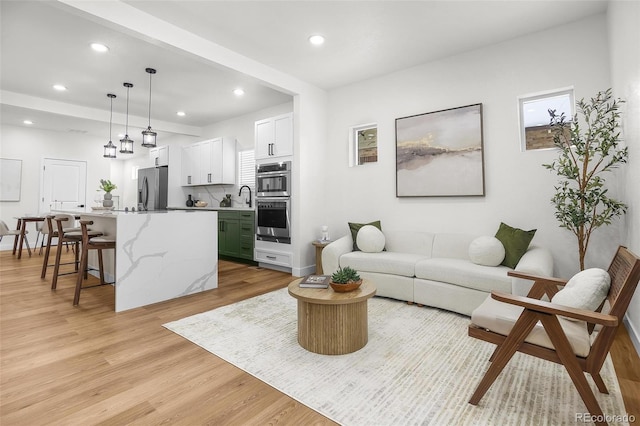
[0,0,608,139]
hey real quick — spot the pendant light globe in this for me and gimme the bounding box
[119,82,134,154]
[141,67,157,148]
[103,93,117,158]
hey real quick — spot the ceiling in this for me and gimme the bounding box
[0,0,608,140]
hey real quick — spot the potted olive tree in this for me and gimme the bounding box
[543,89,628,270]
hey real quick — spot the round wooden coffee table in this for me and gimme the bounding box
[288,278,376,355]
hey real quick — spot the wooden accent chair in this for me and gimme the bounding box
[468,246,640,426]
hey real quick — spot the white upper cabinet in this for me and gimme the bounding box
[181,138,236,186]
[181,143,200,186]
[255,112,293,160]
[149,145,169,167]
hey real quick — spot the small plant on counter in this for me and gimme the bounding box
[330,266,361,284]
[98,179,117,193]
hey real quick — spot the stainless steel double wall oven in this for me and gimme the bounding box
[255,161,291,244]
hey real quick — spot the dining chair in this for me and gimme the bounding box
[0,220,29,251]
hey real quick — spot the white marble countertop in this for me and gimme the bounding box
[54,209,220,218]
[167,206,255,212]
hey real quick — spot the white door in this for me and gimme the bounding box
[39,158,87,213]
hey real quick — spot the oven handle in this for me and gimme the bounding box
[256,170,290,177]
[256,197,290,203]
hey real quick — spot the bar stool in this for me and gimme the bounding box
[41,214,81,279]
[74,220,115,306]
[50,217,101,290]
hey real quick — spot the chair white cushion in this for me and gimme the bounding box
[356,225,386,253]
[468,236,505,266]
[551,268,610,312]
[471,295,591,357]
[90,236,115,244]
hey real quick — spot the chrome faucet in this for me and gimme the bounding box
[238,185,252,208]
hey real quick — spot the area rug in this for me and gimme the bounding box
[164,289,629,426]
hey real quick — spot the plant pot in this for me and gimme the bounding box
[330,279,363,293]
[103,192,113,208]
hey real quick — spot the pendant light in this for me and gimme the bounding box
[119,82,134,154]
[103,93,117,158]
[141,67,157,147]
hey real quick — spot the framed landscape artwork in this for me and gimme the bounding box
[395,103,485,197]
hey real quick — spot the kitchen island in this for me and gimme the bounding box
[77,209,217,312]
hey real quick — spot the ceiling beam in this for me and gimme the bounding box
[1,90,202,137]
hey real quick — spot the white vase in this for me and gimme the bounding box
[103,192,113,208]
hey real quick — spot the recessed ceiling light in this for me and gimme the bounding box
[23,120,33,125]
[90,42,109,52]
[176,111,186,117]
[53,84,67,91]
[309,35,325,46]
[233,88,245,96]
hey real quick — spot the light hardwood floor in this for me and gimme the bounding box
[1,248,638,425]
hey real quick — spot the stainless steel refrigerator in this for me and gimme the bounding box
[137,166,168,211]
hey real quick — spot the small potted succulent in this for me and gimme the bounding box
[330,266,363,293]
[98,179,117,208]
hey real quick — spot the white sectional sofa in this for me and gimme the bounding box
[322,230,553,316]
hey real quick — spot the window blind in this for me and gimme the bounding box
[238,150,255,188]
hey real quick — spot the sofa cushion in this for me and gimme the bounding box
[552,268,610,312]
[340,251,427,278]
[415,258,512,293]
[469,236,505,267]
[348,220,382,251]
[356,225,386,253]
[495,222,536,268]
[432,233,476,260]
[384,230,435,257]
[472,295,590,357]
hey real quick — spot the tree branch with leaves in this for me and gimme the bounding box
[543,89,628,270]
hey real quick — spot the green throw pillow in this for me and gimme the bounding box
[348,220,382,251]
[494,222,536,268]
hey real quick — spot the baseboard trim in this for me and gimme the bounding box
[623,314,640,357]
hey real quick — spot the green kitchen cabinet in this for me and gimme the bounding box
[218,210,254,261]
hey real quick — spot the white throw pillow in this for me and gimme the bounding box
[356,225,386,253]
[468,236,505,267]
[551,268,611,312]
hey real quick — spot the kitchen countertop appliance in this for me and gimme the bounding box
[138,166,168,211]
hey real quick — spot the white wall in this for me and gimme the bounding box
[324,15,613,278]
[608,0,640,353]
[0,124,111,249]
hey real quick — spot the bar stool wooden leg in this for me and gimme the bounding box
[98,249,105,285]
[41,225,54,279]
[51,237,64,290]
[75,241,80,271]
[74,241,90,306]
